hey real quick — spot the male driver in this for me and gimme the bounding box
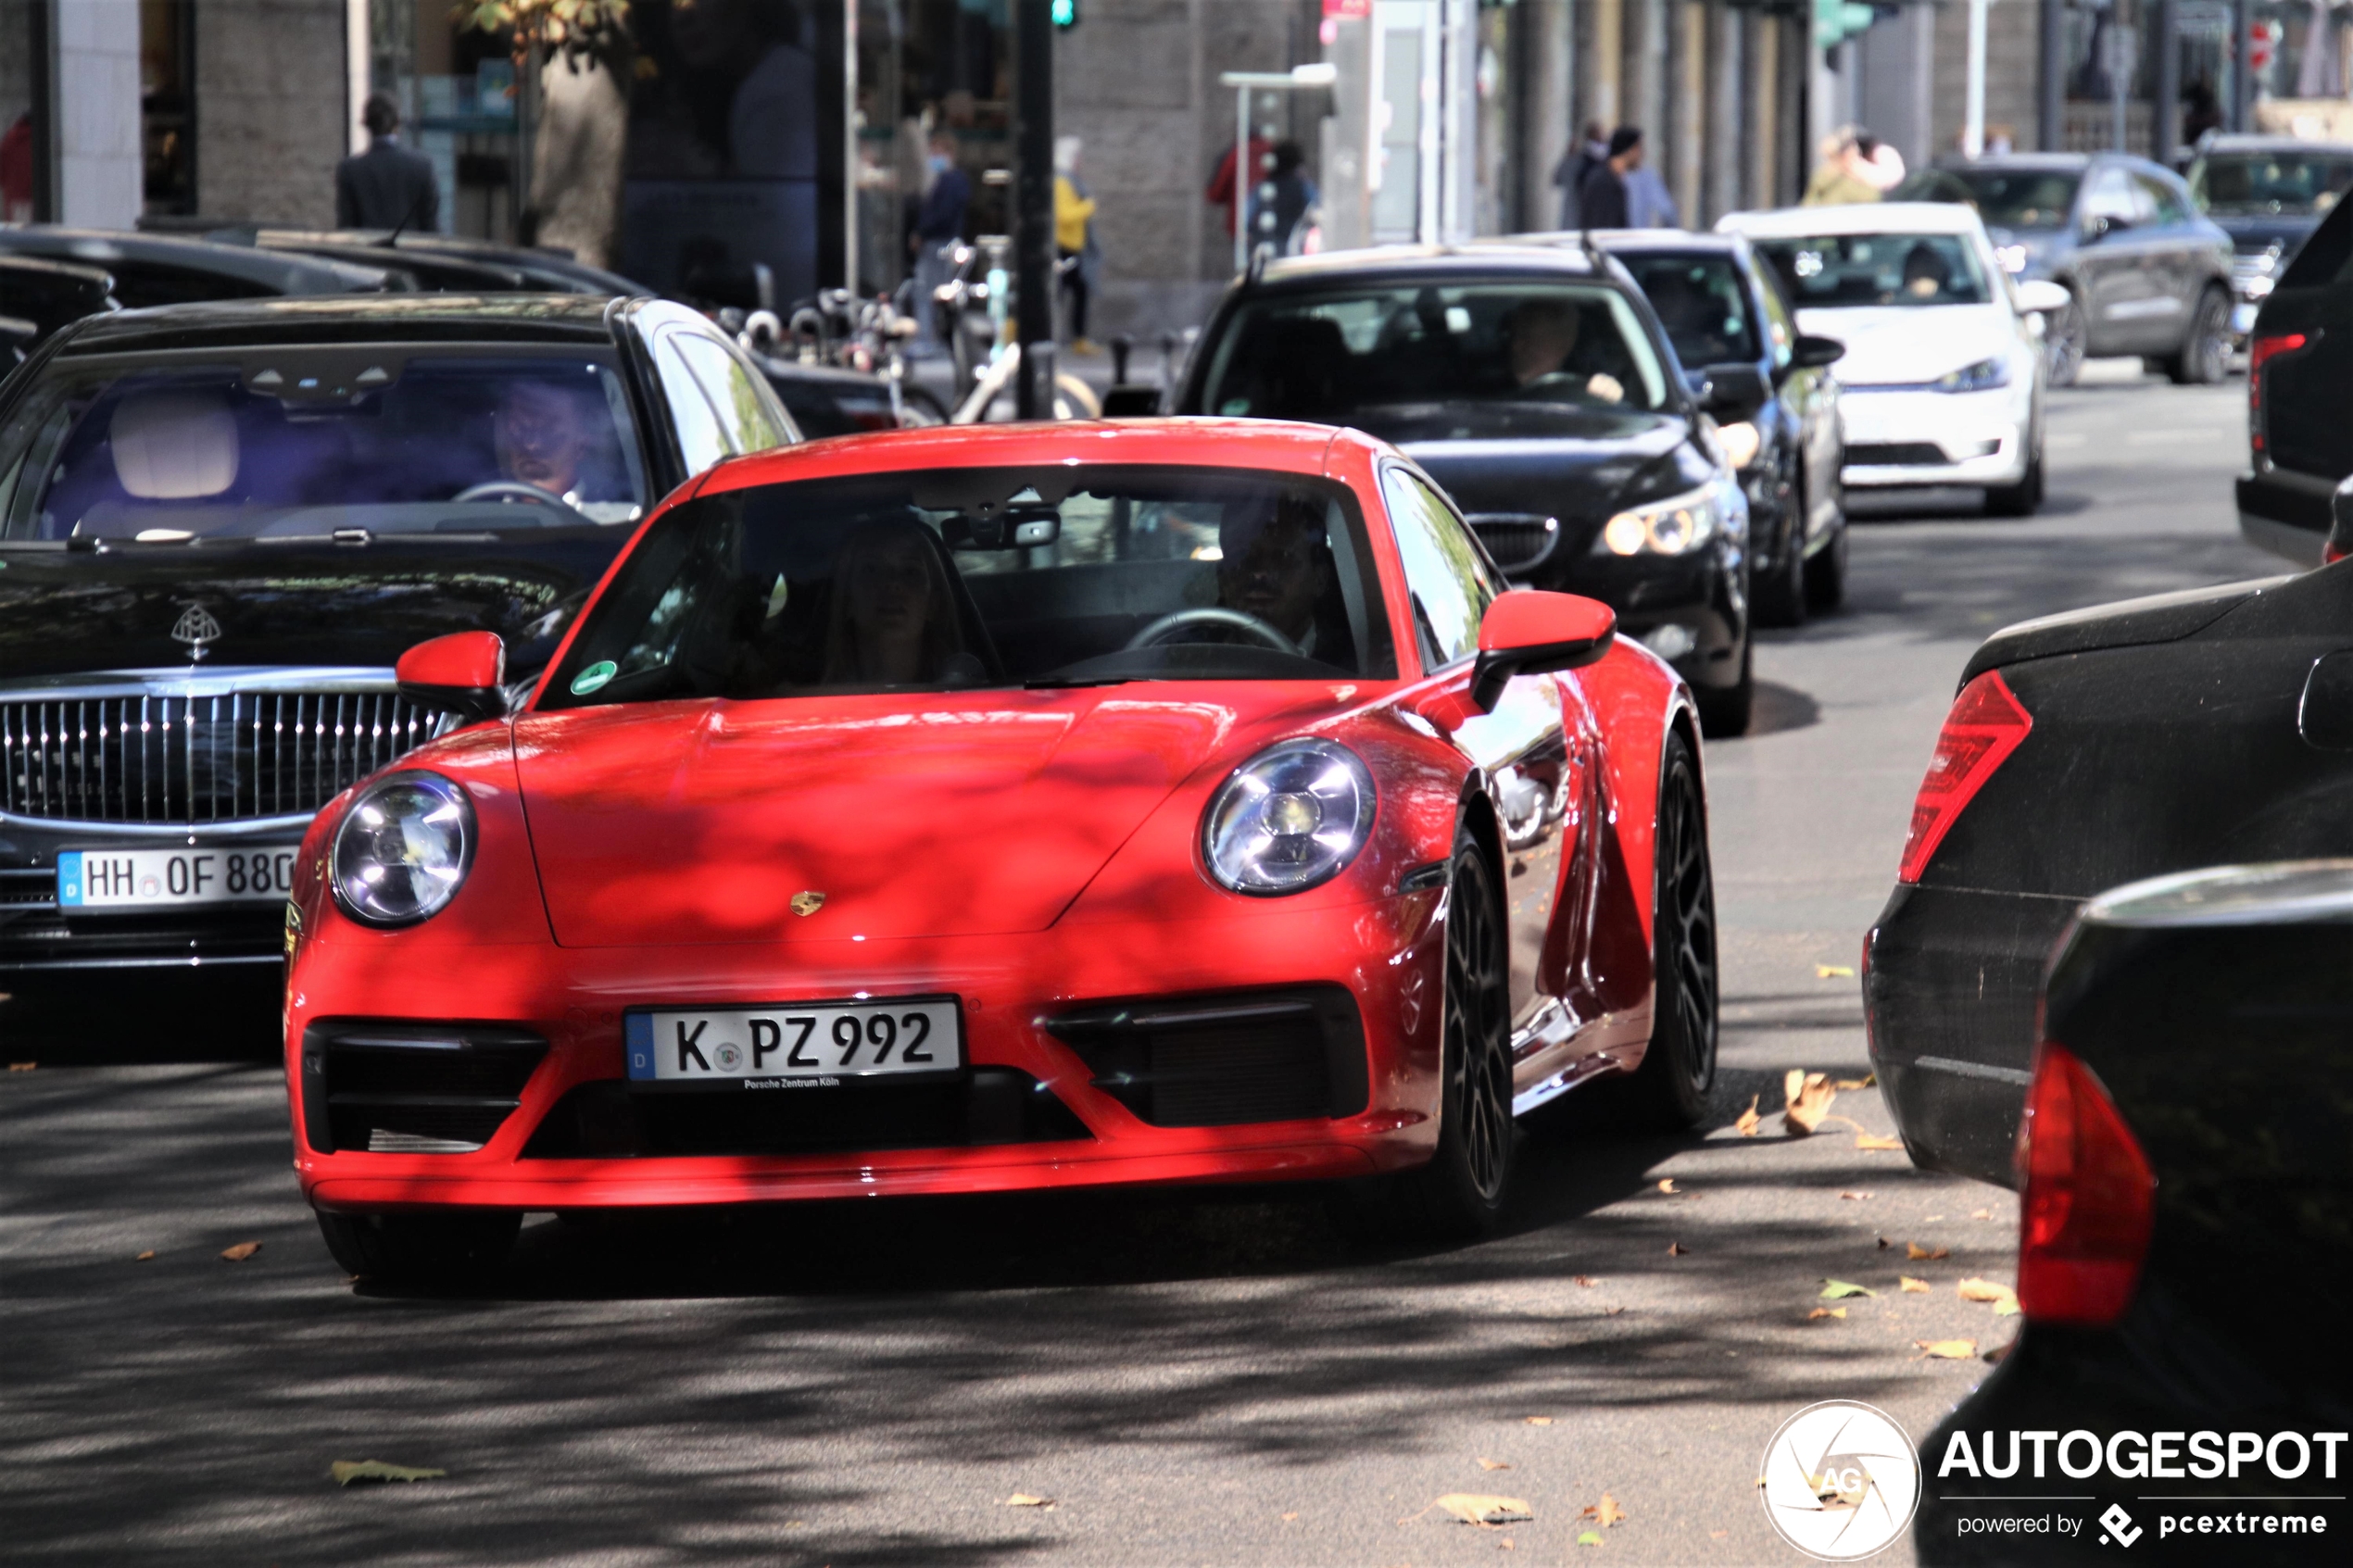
[1215,495,1344,661]
[1503,298,1625,404]
[492,381,599,502]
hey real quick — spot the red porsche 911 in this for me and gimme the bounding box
[282,420,1718,1281]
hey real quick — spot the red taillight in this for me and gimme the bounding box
[1896,671,2032,884]
[2247,331,2309,451]
[2015,1042,2156,1324]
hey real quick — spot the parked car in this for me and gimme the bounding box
[231,229,653,296]
[0,226,395,308]
[1597,230,1849,624]
[282,418,1719,1281]
[0,295,799,1053]
[1917,861,2352,1565]
[2235,189,2353,567]
[1892,153,2235,385]
[1171,245,1758,735]
[0,255,116,361]
[2184,133,2353,343]
[1722,203,2056,517]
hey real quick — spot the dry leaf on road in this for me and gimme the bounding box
[1281,1512,1300,1521]
[330,1460,445,1486]
[1957,1277,2020,1314]
[1570,1276,1598,1287]
[1577,1530,1604,1547]
[1839,1190,1871,1201]
[1899,1276,1931,1293]
[1906,1243,1950,1261]
[1478,1458,1512,1471]
[1819,1279,1878,1298]
[1816,964,1855,979]
[1970,1208,1994,1221]
[1666,1241,1690,1256]
[1598,1494,1627,1526]
[133,1250,156,1262]
[1524,1416,1554,1425]
[1916,1338,1979,1360]
[1422,1494,1534,1526]
[1783,1071,1836,1134]
[219,1242,262,1261]
[1835,1073,1877,1089]
[1005,1493,1056,1508]
[1733,1095,1761,1136]
[7,1061,34,1072]
[1807,1306,1848,1320]
[1656,1179,1679,1194]
[1856,1133,1906,1151]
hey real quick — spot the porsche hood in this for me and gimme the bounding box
[510,693,1242,947]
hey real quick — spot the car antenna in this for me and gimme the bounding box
[1579,227,1604,266]
[380,189,431,248]
[1245,245,1269,287]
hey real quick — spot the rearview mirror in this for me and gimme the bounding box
[941,507,1061,549]
[396,631,508,723]
[1699,363,1770,417]
[1790,333,1844,370]
[1469,590,1617,710]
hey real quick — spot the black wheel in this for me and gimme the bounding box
[1696,635,1753,738]
[1804,517,1847,612]
[2166,288,2232,386]
[315,1210,519,1286]
[2047,288,2087,387]
[1619,733,1718,1128]
[1346,828,1515,1241]
[1752,515,1808,628]
[1984,441,2045,518]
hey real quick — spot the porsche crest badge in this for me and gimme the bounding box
[789,891,827,918]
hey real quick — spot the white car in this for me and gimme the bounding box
[1718,203,2066,517]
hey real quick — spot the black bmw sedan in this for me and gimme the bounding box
[0,294,798,1052]
[1916,862,2350,1565]
[1174,245,1756,734]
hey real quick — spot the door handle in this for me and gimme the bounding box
[2296,650,2353,750]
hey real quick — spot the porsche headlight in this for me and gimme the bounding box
[1934,357,2012,394]
[331,771,476,927]
[1202,739,1374,896]
[1598,485,1721,557]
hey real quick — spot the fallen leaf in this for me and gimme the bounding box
[1906,1242,1950,1261]
[1733,1095,1761,1136]
[1807,1306,1847,1320]
[1838,1190,1871,1201]
[1655,1178,1679,1195]
[1005,1493,1055,1508]
[1281,1512,1300,1521]
[1957,1277,2021,1314]
[1425,1493,1534,1526]
[1499,1539,1516,1550]
[1916,1338,1979,1360]
[1782,1070,1836,1134]
[1994,1295,2020,1317]
[1666,1241,1690,1256]
[1856,1133,1906,1151]
[1603,1306,1625,1316]
[1819,1279,1878,1298]
[1816,964,1855,979]
[1577,1531,1604,1547]
[1570,1276,1598,1288]
[1711,1529,1730,1538]
[1899,1276,1931,1293]
[1523,1416,1554,1425]
[1970,1208,1994,1222]
[330,1460,445,1486]
[1597,1494,1627,1526]
[133,1249,156,1262]
[1478,1458,1512,1471]
[7,1061,35,1072]
[1835,1073,1876,1089]
[1925,1214,1945,1223]
[219,1242,262,1261]
[1876,1235,1893,1249]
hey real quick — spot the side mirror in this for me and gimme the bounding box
[1469,590,1617,710]
[2013,279,2072,316]
[1699,363,1770,417]
[1790,333,1844,370]
[1100,384,1163,417]
[396,631,508,724]
[2085,212,2131,241]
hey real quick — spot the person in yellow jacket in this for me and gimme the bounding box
[1053,135,1101,357]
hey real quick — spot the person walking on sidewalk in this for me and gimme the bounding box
[1803,126,1884,207]
[1551,120,1608,230]
[336,94,439,232]
[1249,141,1318,257]
[1577,127,1643,231]
[911,130,971,352]
[1054,135,1102,357]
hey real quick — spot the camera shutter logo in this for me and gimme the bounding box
[2099,1503,2143,1548]
[1759,1400,1922,1560]
[170,603,223,660]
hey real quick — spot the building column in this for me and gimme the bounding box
[54,0,141,229]
[1746,12,1780,210]
[1625,0,1666,141]
[1706,2,1743,226]
[1580,0,1624,132]
[1519,0,1574,232]
[1669,1,1704,226]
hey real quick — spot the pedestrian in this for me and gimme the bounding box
[1053,135,1102,357]
[910,129,971,352]
[1802,126,1881,207]
[1577,126,1642,231]
[1205,129,1275,242]
[1248,140,1318,257]
[335,93,440,233]
[1625,154,1680,229]
[1551,119,1608,230]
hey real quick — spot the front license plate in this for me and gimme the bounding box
[57,846,298,909]
[625,997,963,1087]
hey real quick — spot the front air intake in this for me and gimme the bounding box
[1047,986,1369,1128]
[300,1021,547,1154]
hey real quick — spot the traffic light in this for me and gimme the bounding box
[1813,0,1875,49]
[1051,0,1078,28]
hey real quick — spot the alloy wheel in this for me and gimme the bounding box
[1659,755,1719,1098]
[1444,851,1513,1202]
[2048,296,2087,387]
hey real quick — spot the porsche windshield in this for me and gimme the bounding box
[1752,233,1994,308]
[0,352,648,543]
[543,466,1399,703]
[1199,281,1670,424]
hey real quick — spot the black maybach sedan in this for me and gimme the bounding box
[0,294,799,1050]
[1173,245,1758,734]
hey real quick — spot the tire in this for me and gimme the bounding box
[1345,828,1516,1242]
[1696,634,1753,738]
[2047,288,2088,387]
[1983,441,2045,518]
[1752,515,1808,629]
[1618,733,1719,1129]
[1804,517,1848,613]
[315,1210,520,1286]
[2165,288,2232,386]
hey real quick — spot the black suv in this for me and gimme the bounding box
[2237,188,2353,567]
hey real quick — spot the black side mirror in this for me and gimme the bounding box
[1101,384,1163,418]
[1790,333,1844,371]
[1699,363,1770,417]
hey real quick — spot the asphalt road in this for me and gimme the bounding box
[0,365,2280,1567]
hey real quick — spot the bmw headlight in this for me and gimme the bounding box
[1597,484,1721,557]
[1934,358,2012,394]
[1202,739,1374,896]
[331,771,476,926]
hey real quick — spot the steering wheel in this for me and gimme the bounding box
[453,480,585,519]
[1123,608,1302,658]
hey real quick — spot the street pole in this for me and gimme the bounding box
[2038,0,2063,150]
[1013,0,1054,421]
[1233,83,1253,277]
[2231,0,2253,131]
[2155,0,2180,162]
[1964,0,1992,157]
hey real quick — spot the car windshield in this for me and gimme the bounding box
[1615,254,1760,370]
[1919,169,2082,231]
[2191,151,2353,216]
[1198,281,1670,423]
[1751,233,1994,308]
[0,352,648,543]
[541,465,1398,705]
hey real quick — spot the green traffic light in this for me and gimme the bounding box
[1051,0,1078,27]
